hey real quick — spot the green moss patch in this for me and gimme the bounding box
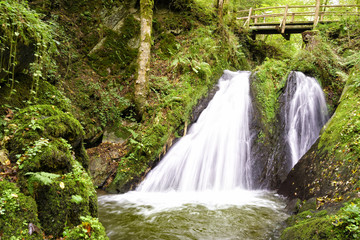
[88,15,140,77]
[5,104,84,162]
[29,161,98,237]
[0,181,43,239]
[252,58,289,131]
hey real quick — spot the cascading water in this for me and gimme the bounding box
[98,71,288,240]
[138,70,253,192]
[286,71,329,166]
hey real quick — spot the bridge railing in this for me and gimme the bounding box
[237,4,359,32]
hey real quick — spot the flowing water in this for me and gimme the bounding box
[98,71,288,240]
[286,72,329,166]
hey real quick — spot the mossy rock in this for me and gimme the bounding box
[63,215,108,240]
[278,66,360,201]
[36,80,72,112]
[27,161,98,237]
[88,14,140,77]
[6,104,87,167]
[19,138,73,175]
[299,198,317,213]
[0,181,43,239]
[281,216,336,240]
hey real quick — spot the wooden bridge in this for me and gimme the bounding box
[237,3,359,40]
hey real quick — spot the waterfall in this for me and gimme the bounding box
[286,71,328,167]
[137,70,253,192]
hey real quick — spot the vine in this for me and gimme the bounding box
[0,0,58,98]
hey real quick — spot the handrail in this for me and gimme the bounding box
[238,4,359,29]
[237,11,359,20]
[237,4,360,13]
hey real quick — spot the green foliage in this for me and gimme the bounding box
[5,105,85,162]
[333,200,360,239]
[71,195,84,204]
[16,138,50,168]
[36,80,72,112]
[0,181,43,239]
[63,215,108,240]
[0,0,58,97]
[25,171,60,195]
[30,160,98,237]
[253,58,289,129]
[88,14,140,77]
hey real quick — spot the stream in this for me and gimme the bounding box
[98,190,287,239]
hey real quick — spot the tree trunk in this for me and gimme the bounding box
[135,0,154,115]
[218,0,224,25]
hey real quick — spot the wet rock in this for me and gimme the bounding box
[87,142,127,188]
[249,72,293,189]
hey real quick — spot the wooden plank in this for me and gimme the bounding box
[281,4,289,34]
[246,8,253,28]
[314,0,321,28]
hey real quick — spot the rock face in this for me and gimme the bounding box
[87,142,127,188]
[278,68,360,202]
[249,72,293,189]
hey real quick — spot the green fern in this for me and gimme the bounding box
[26,172,60,185]
[26,172,60,195]
[70,195,83,204]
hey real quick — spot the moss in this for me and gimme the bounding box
[19,138,73,175]
[88,15,140,77]
[28,161,98,237]
[285,210,329,226]
[36,80,72,112]
[6,104,85,163]
[252,58,289,134]
[312,66,360,199]
[0,181,43,239]
[140,0,154,20]
[281,216,336,240]
[299,198,317,213]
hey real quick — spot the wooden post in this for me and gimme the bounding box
[281,4,289,34]
[291,13,295,22]
[313,0,321,28]
[246,7,253,28]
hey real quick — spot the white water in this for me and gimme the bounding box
[287,72,328,166]
[98,71,288,239]
[138,70,253,192]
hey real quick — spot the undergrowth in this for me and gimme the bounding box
[0,0,58,98]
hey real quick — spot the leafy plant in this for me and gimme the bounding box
[0,0,58,97]
[71,195,83,204]
[62,215,108,239]
[25,171,60,185]
[25,171,60,195]
[333,201,360,239]
[16,138,50,169]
